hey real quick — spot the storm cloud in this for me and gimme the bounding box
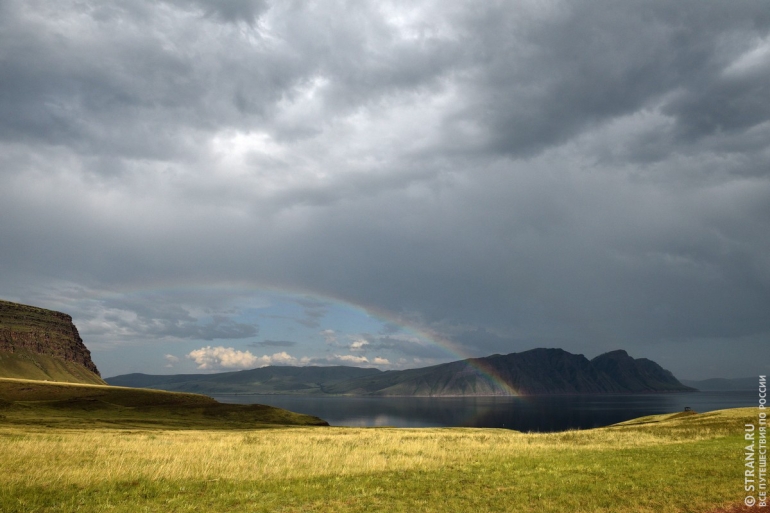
[1,0,768,379]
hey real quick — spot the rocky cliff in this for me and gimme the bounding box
[0,299,103,384]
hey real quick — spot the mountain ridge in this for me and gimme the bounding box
[107,348,694,396]
[681,377,758,391]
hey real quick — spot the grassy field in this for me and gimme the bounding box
[0,379,755,512]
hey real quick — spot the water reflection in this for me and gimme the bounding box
[215,391,756,432]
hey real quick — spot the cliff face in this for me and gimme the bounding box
[0,299,102,382]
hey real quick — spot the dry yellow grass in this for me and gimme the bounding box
[0,407,757,512]
[2,407,752,486]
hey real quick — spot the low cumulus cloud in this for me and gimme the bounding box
[187,346,298,370]
[303,354,390,367]
[348,338,369,351]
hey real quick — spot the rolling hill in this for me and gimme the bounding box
[107,365,382,394]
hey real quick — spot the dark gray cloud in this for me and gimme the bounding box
[457,0,770,157]
[181,0,269,26]
[101,304,258,342]
[1,0,768,379]
[251,340,297,348]
[292,298,329,328]
[379,323,403,336]
[358,335,448,360]
[45,292,261,345]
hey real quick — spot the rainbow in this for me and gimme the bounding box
[85,280,520,395]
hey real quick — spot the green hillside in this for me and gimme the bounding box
[0,350,105,385]
[0,378,328,429]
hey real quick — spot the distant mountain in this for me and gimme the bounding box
[107,348,694,396]
[0,299,104,385]
[681,377,758,391]
[590,350,691,393]
[107,365,381,394]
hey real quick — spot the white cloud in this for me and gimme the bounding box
[269,351,298,365]
[319,354,387,366]
[335,354,370,364]
[300,354,393,367]
[187,346,298,370]
[188,346,258,369]
[164,354,180,368]
[349,338,369,351]
[320,329,337,344]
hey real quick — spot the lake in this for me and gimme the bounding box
[214,391,757,432]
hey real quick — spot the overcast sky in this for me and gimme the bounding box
[1,0,768,380]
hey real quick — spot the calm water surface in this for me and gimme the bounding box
[215,391,757,432]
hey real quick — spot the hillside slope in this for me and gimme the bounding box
[0,299,104,384]
[0,378,328,428]
[107,365,381,394]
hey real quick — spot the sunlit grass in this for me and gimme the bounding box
[0,403,755,512]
